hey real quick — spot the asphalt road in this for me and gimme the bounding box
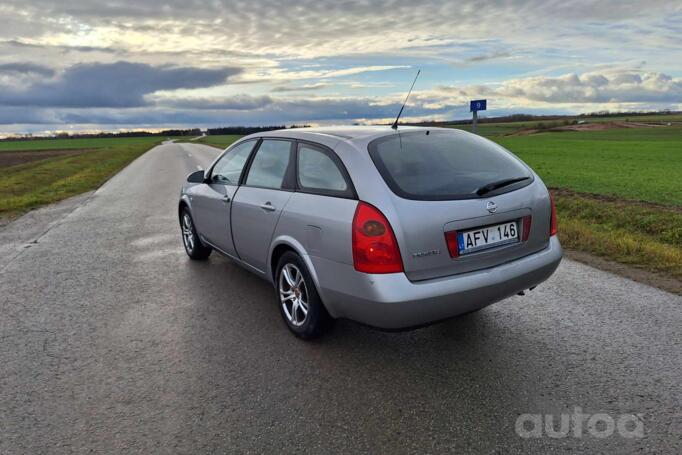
[1,142,680,454]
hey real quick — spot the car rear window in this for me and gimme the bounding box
[368,130,533,200]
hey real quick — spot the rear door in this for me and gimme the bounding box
[191,139,257,256]
[231,139,295,272]
[368,130,552,281]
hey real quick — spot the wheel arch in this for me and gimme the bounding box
[269,236,322,293]
[178,195,192,221]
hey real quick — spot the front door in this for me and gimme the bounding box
[191,139,257,256]
[231,139,295,272]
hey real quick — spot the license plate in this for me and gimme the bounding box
[457,221,519,254]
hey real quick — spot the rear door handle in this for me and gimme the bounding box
[222,195,231,203]
[260,202,276,212]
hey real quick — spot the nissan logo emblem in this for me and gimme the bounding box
[486,201,497,213]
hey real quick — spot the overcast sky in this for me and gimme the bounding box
[1,0,681,134]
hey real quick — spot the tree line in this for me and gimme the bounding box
[0,125,311,142]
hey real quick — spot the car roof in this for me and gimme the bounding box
[254,125,456,145]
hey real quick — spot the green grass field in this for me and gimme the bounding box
[494,127,682,206]
[482,125,681,285]
[0,137,168,218]
[0,136,168,152]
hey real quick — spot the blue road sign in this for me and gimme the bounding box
[470,99,487,112]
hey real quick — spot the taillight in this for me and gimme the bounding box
[444,231,459,258]
[352,202,403,274]
[549,192,558,236]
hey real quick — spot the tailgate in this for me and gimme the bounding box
[386,183,552,281]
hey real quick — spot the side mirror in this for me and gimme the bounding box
[187,169,205,183]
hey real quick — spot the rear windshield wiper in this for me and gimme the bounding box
[476,176,530,196]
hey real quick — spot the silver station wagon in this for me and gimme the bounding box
[179,126,562,338]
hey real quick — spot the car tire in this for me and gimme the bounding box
[276,251,333,339]
[180,207,212,260]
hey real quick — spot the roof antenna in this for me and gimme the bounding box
[391,69,420,130]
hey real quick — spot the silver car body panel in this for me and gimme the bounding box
[232,186,293,273]
[312,236,561,328]
[191,183,239,256]
[180,126,562,329]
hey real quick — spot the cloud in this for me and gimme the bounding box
[0,106,57,125]
[3,69,681,131]
[495,71,682,104]
[465,52,512,63]
[0,0,681,132]
[155,95,275,110]
[128,96,412,121]
[427,69,682,109]
[271,83,331,93]
[0,61,241,108]
[2,94,454,128]
[320,66,411,78]
[0,39,118,54]
[236,65,411,85]
[0,62,54,77]
[3,1,680,61]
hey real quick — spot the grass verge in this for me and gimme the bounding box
[555,190,682,286]
[0,139,163,218]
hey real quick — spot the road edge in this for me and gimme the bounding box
[565,249,681,296]
[0,142,168,269]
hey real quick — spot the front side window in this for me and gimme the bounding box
[245,140,292,189]
[211,140,256,185]
[369,130,532,200]
[297,144,348,193]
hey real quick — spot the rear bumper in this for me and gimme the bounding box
[311,236,562,329]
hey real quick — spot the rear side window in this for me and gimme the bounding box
[368,130,532,200]
[298,144,348,193]
[245,139,292,189]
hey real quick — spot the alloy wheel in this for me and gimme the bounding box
[279,263,309,326]
[182,213,195,252]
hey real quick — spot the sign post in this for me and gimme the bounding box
[469,99,487,134]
